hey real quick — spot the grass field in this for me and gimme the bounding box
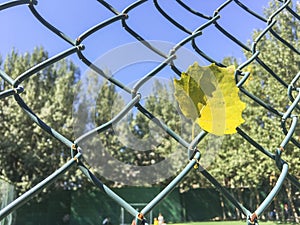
[171,221,292,225]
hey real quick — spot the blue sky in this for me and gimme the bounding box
[0,0,291,79]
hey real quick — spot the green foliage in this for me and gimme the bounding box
[72,70,127,186]
[73,74,188,186]
[243,1,300,178]
[167,1,300,219]
[208,1,300,220]
[0,47,80,194]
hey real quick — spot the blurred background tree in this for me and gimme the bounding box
[0,47,80,194]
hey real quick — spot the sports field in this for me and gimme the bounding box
[171,221,290,225]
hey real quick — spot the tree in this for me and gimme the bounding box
[189,0,300,219]
[0,47,80,194]
[216,1,300,222]
[73,69,130,186]
[246,2,300,222]
[130,79,189,186]
[75,75,190,186]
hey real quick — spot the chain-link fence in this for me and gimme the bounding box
[0,1,299,225]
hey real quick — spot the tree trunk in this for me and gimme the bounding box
[286,180,299,223]
[273,197,281,221]
[219,192,226,220]
[255,189,260,209]
[237,188,246,220]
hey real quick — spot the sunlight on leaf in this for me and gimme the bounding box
[174,62,246,136]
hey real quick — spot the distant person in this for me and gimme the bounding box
[269,209,276,221]
[158,213,164,225]
[131,218,136,225]
[103,217,111,225]
[284,203,290,221]
[62,214,70,224]
[153,217,158,225]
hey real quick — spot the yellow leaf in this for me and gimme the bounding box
[174,62,246,136]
